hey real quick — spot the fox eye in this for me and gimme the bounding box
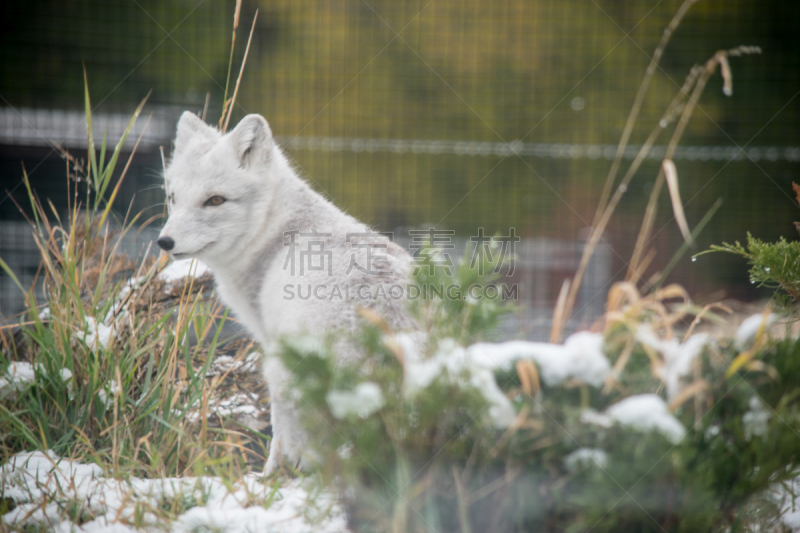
[204,195,226,207]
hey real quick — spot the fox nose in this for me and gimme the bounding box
[157,236,175,251]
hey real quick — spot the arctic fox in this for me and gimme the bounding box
[157,112,415,473]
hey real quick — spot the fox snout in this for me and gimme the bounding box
[157,236,175,251]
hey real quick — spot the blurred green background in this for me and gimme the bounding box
[1,0,799,318]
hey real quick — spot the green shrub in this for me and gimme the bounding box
[278,261,800,532]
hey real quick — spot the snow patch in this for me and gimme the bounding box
[636,326,710,400]
[395,334,516,428]
[396,332,614,428]
[742,396,771,441]
[564,448,609,471]
[103,275,148,324]
[605,394,686,444]
[774,474,800,532]
[0,363,73,395]
[582,394,686,444]
[467,331,611,388]
[206,352,261,377]
[0,362,38,393]
[580,409,613,428]
[96,380,121,409]
[784,511,800,531]
[185,393,262,423]
[1,450,347,532]
[160,258,211,284]
[327,382,385,419]
[735,312,777,348]
[75,317,114,350]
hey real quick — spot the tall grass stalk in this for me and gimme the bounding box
[554,34,760,341]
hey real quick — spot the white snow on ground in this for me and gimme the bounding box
[582,394,686,444]
[636,326,710,400]
[564,448,609,471]
[467,331,611,388]
[75,316,114,350]
[1,450,348,532]
[159,258,211,284]
[206,352,262,377]
[0,363,72,395]
[103,275,148,324]
[393,331,612,428]
[96,380,121,409]
[742,396,772,441]
[0,362,38,393]
[327,382,385,419]
[185,393,262,423]
[394,335,517,428]
[785,512,800,532]
[773,475,800,532]
[735,312,777,348]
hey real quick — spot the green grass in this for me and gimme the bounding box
[0,76,266,484]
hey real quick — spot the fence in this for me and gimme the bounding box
[1,0,798,312]
[0,218,610,340]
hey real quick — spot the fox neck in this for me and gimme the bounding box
[204,150,333,340]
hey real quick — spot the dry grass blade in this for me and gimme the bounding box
[592,0,700,226]
[652,283,690,304]
[627,46,760,281]
[629,248,657,287]
[603,337,634,393]
[549,279,570,343]
[219,0,243,130]
[663,159,694,246]
[201,92,211,122]
[667,379,708,411]
[557,61,703,339]
[0,256,25,293]
[222,10,259,133]
[683,302,733,341]
[717,52,733,96]
[606,281,641,316]
[453,466,473,533]
[516,360,540,398]
[489,406,535,457]
[98,114,152,231]
[726,305,773,377]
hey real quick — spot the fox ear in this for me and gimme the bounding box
[174,111,214,153]
[229,114,274,168]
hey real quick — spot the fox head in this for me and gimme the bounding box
[157,112,277,265]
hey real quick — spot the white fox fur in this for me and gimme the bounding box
[159,112,414,473]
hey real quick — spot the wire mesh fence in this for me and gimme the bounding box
[1,0,799,323]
